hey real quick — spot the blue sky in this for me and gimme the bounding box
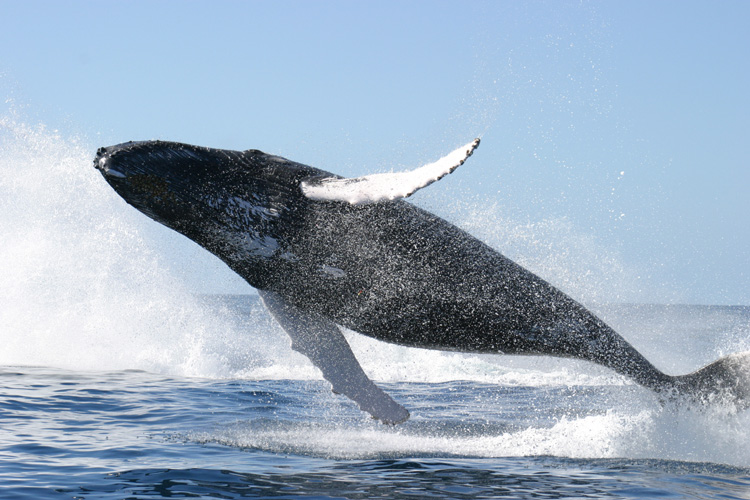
[1,0,748,305]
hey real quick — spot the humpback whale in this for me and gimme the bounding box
[95,139,749,423]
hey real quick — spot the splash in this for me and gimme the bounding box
[0,116,247,377]
[186,401,750,466]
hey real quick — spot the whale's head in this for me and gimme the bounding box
[95,141,303,273]
[95,141,196,228]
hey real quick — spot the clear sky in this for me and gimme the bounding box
[1,0,748,305]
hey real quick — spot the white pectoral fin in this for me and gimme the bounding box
[259,291,410,424]
[301,138,480,204]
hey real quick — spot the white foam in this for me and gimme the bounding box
[187,403,750,466]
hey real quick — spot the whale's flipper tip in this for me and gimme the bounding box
[301,138,480,205]
[674,351,750,410]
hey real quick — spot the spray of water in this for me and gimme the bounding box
[0,115,247,376]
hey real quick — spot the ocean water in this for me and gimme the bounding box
[2,117,750,499]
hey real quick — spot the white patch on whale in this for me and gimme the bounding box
[320,265,347,278]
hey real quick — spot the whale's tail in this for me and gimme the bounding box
[667,351,750,410]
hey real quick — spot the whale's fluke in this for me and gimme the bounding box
[671,351,750,409]
[301,138,480,204]
[259,291,410,424]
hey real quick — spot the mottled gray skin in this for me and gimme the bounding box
[95,140,749,406]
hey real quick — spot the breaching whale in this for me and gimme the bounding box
[95,139,749,423]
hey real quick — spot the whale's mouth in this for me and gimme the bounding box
[96,157,127,179]
[94,148,128,179]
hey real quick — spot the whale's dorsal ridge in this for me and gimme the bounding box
[300,138,480,205]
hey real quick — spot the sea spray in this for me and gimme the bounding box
[0,117,260,377]
[184,401,750,465]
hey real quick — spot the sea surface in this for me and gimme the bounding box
[1,298,750,499]
[2,118,750,499]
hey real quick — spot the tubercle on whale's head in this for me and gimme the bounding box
[93,140,290,263]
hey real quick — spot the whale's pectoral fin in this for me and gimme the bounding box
[259,291,410,424]
[300,138,480,204]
